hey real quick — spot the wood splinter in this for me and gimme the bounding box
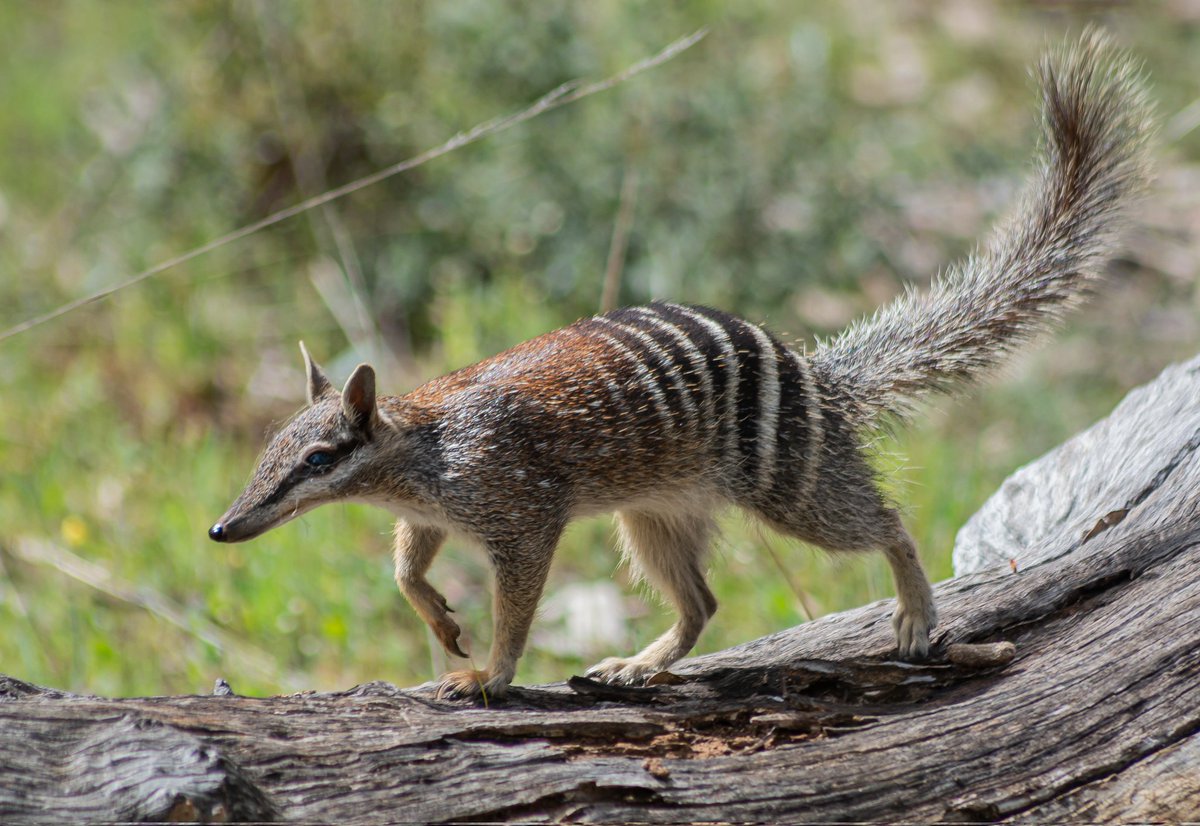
[945,641,1017,668]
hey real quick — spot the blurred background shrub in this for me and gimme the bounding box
[1,1,1197,696]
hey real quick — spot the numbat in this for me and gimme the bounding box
[211,32,1152,700]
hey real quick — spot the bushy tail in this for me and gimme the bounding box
[810,30,1154,429]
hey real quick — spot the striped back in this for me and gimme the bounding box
[573,302,824,500]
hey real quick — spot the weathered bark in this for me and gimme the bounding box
[2,355,1199,824]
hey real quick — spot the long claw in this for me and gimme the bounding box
[431,614,468,659]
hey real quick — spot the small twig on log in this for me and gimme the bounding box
[945,641,1017,667]
[0,28,708,343]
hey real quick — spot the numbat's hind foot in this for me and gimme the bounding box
[893,602,936,660]
[585,656,670,686]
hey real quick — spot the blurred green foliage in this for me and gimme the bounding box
[1,2,1198,697]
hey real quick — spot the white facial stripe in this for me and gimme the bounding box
[746,321,780,490]
[664,303,740,465]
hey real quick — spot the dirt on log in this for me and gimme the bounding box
[2,355,1199,824]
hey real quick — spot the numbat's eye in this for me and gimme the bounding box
[305,451,336,468]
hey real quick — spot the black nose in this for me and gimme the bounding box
[209,523,227,542]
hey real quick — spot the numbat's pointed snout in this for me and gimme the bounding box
[208,523,227,542]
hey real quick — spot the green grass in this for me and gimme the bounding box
[1,3,1197,698]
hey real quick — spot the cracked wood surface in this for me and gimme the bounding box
[2,356,1199,824]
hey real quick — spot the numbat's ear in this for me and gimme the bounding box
[341,363,379,432]
[299,341,335,405]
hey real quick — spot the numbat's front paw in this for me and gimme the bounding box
[431,615,469,660]
[435,669,510,702]
[585,656,662,686]
[893,602,937,660]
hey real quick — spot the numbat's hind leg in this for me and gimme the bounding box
[757,454,937,661]
[587,509,717,685]
[881,520,936,659]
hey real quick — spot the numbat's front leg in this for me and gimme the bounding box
[393,523,468,659]
[436,534,557,701]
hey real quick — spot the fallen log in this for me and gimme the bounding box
[2,355,1199,824]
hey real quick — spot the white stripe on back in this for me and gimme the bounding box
[745,321,780,490]
[595,316,700,436]
[790,347,825,496]
[630,307,717,439]
[663,303,740,466]
[587,326,675,432]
